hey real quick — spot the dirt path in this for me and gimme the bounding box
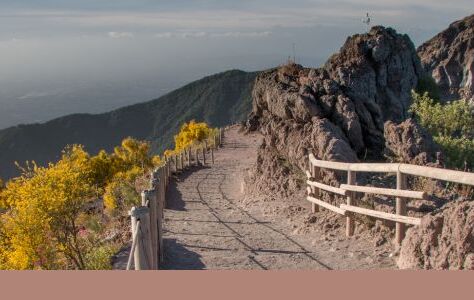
[161,127,396,270]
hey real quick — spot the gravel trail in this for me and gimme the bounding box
[161,127,396,270]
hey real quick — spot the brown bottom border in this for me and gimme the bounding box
[0,270,471,299]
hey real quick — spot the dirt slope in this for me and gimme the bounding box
[160,126,395,270]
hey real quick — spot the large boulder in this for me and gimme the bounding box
[398,201,474,270]
[384,118,443,165]
[248,26,425,194]
[418,14,474,101]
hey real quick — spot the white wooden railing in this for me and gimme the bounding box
[307,154,474,245]
[126,128,224,270]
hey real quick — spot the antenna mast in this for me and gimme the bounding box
[362,12,371,33]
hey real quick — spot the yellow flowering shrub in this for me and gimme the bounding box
[0,145,95,269]
[173,120,212,152]
[0,136,159,269]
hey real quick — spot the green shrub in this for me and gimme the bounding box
[410,91,474,169]
[84,243,119,270]
[433,136,474,170]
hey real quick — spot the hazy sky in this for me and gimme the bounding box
[0,1,472,128]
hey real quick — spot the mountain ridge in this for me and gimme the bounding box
[0,69,257,180]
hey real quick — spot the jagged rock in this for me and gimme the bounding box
[398,201,474,270]
[418,14,474,101]
[325,26,422,125]
[384,118,443,165]
[249,26,425,195]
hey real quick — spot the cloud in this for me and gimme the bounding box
[210,31,272,38]
[154,31,272,39]
[107,31,134,39]
[154,32,173,38]
[154,31,207,39]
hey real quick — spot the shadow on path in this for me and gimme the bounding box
[160,238,206,270]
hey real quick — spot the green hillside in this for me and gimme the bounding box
[0,69,257,180]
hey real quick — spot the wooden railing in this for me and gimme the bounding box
[307,153,474,245]
[126,128,224,270]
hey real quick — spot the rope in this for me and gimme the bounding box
[126,220,141,270]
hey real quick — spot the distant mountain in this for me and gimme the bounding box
[0,70,257,180]
[417,14,474,101]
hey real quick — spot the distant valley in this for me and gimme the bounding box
[0,69,257,179]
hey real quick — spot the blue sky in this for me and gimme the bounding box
[0,1,472,127]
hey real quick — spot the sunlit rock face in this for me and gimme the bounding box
[247,26,436,195]
[418,14,474,102]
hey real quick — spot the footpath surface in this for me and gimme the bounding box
[160,127,396,270]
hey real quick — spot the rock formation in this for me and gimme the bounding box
[417,14,474,101]
[398,201,474,270]
[247,26,439,194]
[384,119,442,165]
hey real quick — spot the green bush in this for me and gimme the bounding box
[410,91,474,169]
[433,136,474,170]
[84,243,119,270]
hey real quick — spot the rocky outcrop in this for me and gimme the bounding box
[247,26,434,195]
[418,14,474,101]
[398,201,474,270]
[384,119,442,165]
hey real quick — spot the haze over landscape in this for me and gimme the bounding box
[0,0,472,129]
[0,0,474,273]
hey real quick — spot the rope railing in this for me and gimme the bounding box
[307,153,474,245]
[126,128,224,270]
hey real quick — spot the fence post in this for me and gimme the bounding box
[187,147,191,167]
[195,148,200,166]
[202,146,206,165]
[167,158,171,183]
[396,171,407,245]
[142,189,158,269]
[130,206,153,270]
[219,128,223,146]
[158,168,165,262]
[346,170,356,237]
[310,158,320,213]
[211,147,215,164]
[180,151,184,170]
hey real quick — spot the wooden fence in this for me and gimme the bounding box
[126,128,224,270]
[306,153,474,245]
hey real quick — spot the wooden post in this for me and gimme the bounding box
[211,148,215,164]
[167,159,171,183]
[346,170,356,237]
[142,190,158,269]
[175,154,179,171]
[219,128,223,146]
[195,148,200,166]
[187,147,191,167]
[180,151,184,170]
[158,168,165,262]
[202,146,206,165]
[130,206,153,270]
[396,171,407,245]
[310,158,321,213]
